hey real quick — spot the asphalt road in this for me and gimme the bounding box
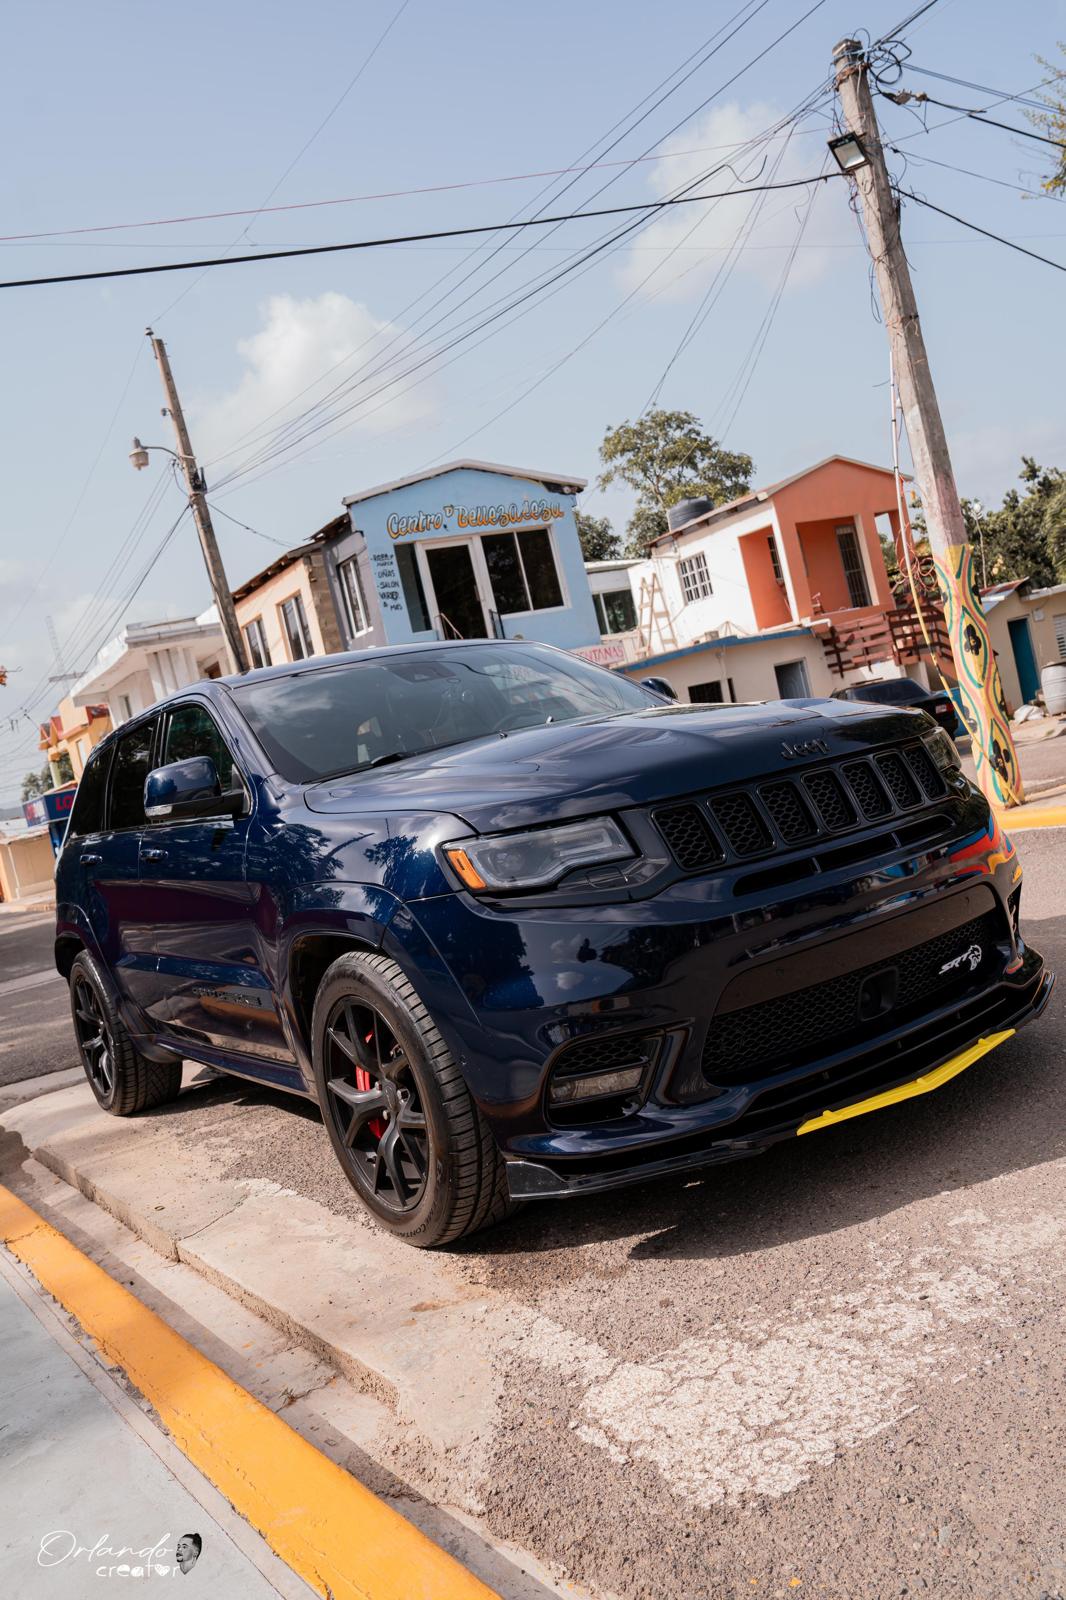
[2,837,1063,1599]
[0,914,71,1086]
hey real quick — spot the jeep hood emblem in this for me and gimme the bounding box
[780,738,829,758]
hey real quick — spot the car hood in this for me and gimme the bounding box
[302,699,928,835]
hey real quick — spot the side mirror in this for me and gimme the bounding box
[640,676,678,702]
[144,756,245,821]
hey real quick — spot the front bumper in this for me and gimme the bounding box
[504,951,1053,1198]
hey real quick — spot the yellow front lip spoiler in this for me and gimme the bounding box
[796,1028,1016,1136]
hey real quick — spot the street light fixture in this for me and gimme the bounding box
[129,437,150,471]
[827,132,869,173]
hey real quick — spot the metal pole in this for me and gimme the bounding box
[146,330,249,674]
[833,39,1023,807]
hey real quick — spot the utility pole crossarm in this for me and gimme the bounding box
[147,330,249,675]
[832,39,1023,809]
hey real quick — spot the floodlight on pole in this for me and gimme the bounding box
[827,132,869,173]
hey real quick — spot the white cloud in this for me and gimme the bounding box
[197,292,438,461]
[619,104,850,302]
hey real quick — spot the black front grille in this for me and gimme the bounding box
[760,781,817,843]
[877,750,922,809]
[843,760,893,820]
[702,909,1002,1082]
[654,804,723,871]
[651,739,952,877]
[803,769,857,831]
[552,1032,659,1079]
[710,793,772,856]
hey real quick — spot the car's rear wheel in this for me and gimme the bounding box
[311,951,514,1247]
[69,951,183,1116]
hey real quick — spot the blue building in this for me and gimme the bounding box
[318,461,601,654]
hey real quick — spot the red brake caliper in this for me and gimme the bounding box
[356,1031,386,1139]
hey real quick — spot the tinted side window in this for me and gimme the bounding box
[67,745,112,838]
[108,721,157,831]
[163,703,236,790]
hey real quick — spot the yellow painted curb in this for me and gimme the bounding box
[796,1028,1015,1135]
[0,1184,498,1600]
[994,806,1066,831]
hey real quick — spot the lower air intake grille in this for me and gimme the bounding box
[702,909,1002,1082]
[710,793,772,857]
[653,804,723,871]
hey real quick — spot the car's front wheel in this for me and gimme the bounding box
[69,951,183,1115]
[311,951,513,1247]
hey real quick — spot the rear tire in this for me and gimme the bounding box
[311,951,514,1247]
[69,951,183,1116]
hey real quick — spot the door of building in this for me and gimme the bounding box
[1007,616,1040,704]
[774,659,812,699]
[424,545,488,638]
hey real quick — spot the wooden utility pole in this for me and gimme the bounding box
[147,330,248,674]
[832,38,1023,808]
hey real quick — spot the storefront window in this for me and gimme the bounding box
[593,589,637,635]
[481,527,563,615]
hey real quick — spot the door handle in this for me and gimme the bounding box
[81,853,102,866]
[142,848,168,863]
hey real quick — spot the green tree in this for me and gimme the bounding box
[20,765,52,802]
[596,409,753,557]
[574,510,621,563]
[971,458,1066,588]
[1029,44,1066,194]
[53,750,74,785]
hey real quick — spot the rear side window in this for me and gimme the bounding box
[163,703,236,790]
[66,745,112,838]
[108,720,157,831]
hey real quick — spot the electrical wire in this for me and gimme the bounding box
[891,145,1066,202]
[893,186,1066,272]
[899,63,1057,112]
[890,92,1065,149]
[205,0,824,480]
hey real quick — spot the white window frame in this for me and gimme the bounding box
[278,592,314,661]
[336,555,371,639]
[414,528,570,638]
[594,588,638,636]
[243,615,271,669]
[678,551,713,605]
[1054,613,1066,659]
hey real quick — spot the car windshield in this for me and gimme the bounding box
[231,644,661,783]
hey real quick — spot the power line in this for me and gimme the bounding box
[205,0,814,479]
[871,0,945,50]
[895,93,1066,149]
[0,136,833,246]
[901,63,1056,112]
[0,176,844,293]
[891,145,1065,202]
[894,186,1066,273]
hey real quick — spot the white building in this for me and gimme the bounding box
[70,609,225,726]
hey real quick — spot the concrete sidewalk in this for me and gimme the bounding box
[0,1249,310,1598]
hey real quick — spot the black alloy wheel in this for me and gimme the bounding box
[67,950,183,1116]
[311,951,513,1246]
[73,973,114,1100]
[323,996,430,1214]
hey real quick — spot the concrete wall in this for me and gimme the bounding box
[983,585,1066,711]
[0,830,55,903]
[620,629,833,705]
[334,466,600,650]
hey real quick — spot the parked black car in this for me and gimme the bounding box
[55,642,1049,1247]
[832,676,961,737]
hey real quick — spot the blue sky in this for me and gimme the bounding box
[2,0,1064,799]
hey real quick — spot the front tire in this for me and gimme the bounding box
[311,951,513,1247]
[69,951,182,1116]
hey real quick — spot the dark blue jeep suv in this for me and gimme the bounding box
[55,641,1051,1246]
